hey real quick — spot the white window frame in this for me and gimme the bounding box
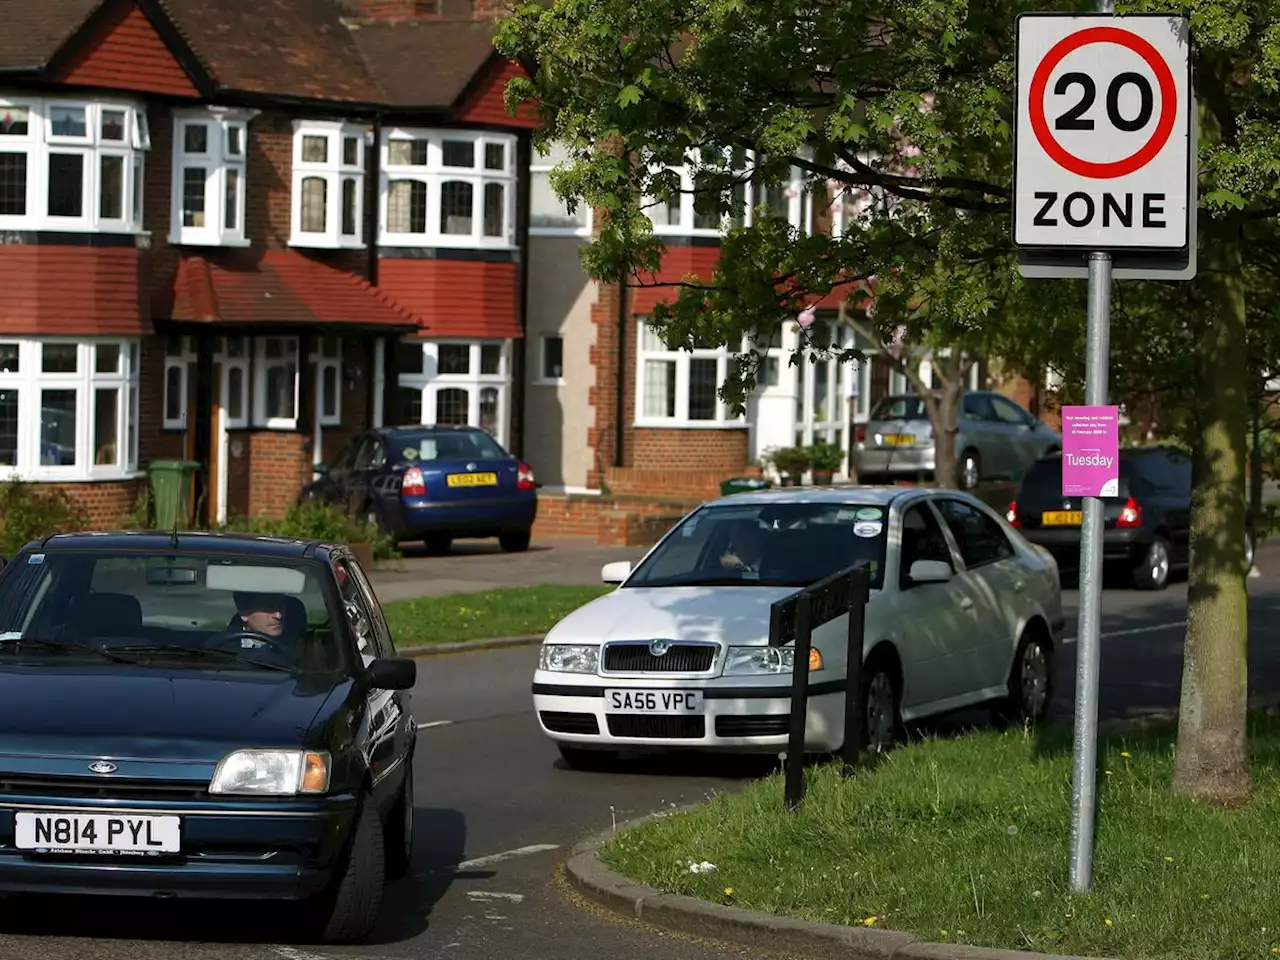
[254,336,301,430]
[162,334,196,430]
[644,148,811,239]
[379,128,517,249]
[530,141,591,237]
[169,107,256,247]
[634,321,746,428]
[0,97,149,234]
[163,335,254,431]
[794,322,855,459]
[218,335,250,430]
[535,334,565,385]
[397,339,511,446]
[0,338,141,481]
[290,120,367,249]
[310,335,343,428]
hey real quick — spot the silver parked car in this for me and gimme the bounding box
[852,391,1062,490]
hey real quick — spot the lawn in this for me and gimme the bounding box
[383,584,612,646]
[601,712,1280,960]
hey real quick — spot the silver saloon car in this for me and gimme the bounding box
[852,391,1062,490]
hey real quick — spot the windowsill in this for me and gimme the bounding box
[167,233,253,248]
[633,420,749,430]
[3,469,147,483]
[649,227,726,239]
[0,223,149,236]
[532,378,567,387]
[252,420,301,431]
[379,234,517,251]
[529,227,592,239]
[287,237,365,251]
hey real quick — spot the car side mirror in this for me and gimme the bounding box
[909,559,953,584]
[601,561,632,585]
[366,657,416,691]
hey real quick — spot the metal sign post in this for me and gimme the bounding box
[1013,5,1194,893]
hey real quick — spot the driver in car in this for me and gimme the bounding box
[217,591,288,651]
[719,520,766,574]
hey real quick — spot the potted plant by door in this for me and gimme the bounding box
[806,442,844,485]
[770,446,813,487]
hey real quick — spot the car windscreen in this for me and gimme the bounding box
[0,551,346,674]
[388,429,509,464]
[626,501,887,590]
[870,396,929,421]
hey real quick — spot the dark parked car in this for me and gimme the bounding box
[0,532,417,942]
[1008,447,1255,590]
[304,424,538,554]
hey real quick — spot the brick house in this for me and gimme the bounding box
[0,0,532,528]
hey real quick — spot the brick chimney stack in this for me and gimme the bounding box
[355,0,509,19]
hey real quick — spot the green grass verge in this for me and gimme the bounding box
[601,712,1280,960]
[383,585,612,646]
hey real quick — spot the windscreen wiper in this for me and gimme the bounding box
[0,635,135,662]
[106,643,293,673]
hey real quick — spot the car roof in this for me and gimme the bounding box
[701,485,947,509]
[378,424,487,434]
[19,530,340,561]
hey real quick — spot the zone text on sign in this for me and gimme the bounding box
[1014,15,1191,250]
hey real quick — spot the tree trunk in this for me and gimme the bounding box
[1172,226,1252,806]
[928,376,963,489]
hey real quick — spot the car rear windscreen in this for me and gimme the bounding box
[1019,456,1132,504]
[870,396,929,421]
[389,430,509,464]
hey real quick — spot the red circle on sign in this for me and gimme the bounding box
[1028,26,1177,180]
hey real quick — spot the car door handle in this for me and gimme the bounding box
[959,596,974,611]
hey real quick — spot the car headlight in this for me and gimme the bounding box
[209,750,331,796]
[723,646,824,676]
[538,643,600,674]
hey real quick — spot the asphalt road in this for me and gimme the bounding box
[6,559,1280,960]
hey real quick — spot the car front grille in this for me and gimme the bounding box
[539,711,600,735]
[602,642,717,673]
[715,715,791,738]
[0,775,208,802]
[606,715,705,739]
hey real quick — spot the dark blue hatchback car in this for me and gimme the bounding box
[0,532,418,943]
[304,425,539,554]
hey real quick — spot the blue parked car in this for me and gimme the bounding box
[0,531,418,943]
[304,424,539,554]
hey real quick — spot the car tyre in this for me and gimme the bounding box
[423,534,452,555]
[557,744,617,770]
[307,796,385,944]
[1246,529,1257,571]
[992,627,1054,728]
[959,450,981,490]
[1133,535,1171,591]
[499,530,532,553]
[383,758,414,880]
[860,653,904,753]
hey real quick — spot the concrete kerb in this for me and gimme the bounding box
[565,814,1105,960]
[405,635,543,658]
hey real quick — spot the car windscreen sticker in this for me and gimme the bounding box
[27,554,43,565]
[836,509,858,521]
[682,518,698,537]
[853,521,883,538]
[855,507,884,521]
[402,447,418,460]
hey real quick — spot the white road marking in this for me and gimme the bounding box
[417,720,453,730]
[1062,620,1186,645]
[467,890,526,903]
[455,843,560,870]
[273,948,331,960]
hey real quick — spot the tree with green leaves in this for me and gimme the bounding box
[498,0,1268,804]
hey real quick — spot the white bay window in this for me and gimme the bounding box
[531,142,591,236]
[170,108,254,246]
[291,120,366,248]
[635,322,744,427]
[645,148,812,238]
[396,339,510,445]
[0,339,139,480]
[0,98,148,232]
[379,129,516,248]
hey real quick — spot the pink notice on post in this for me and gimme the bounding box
[1061,406,1120,498]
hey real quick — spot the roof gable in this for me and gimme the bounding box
[52,0,201,97]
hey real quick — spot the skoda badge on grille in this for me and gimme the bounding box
[87,760,117,775]
[648,639,671,657]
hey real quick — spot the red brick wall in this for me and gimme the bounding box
[48,480,144,529]
[54,0,201,98]
[631,427,748,474]
[587,279,621,489]
[244,431,311,519]
[532,492,703,545]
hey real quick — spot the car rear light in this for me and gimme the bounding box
[1006,501,1020,527]
[518,461,536,491]
[1118,496,1142,528]
[854,424,867,444]
[401,465,426,497]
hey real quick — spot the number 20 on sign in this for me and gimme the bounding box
[1014,14,1191,251]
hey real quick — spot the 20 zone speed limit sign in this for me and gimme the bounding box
[1014,15,1191,250]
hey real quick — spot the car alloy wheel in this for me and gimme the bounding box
[1246,531,1256,571]
[1136,537,1170,590]
[865,670,897,751]
[960,451,980,490]
[1019,640,1050,720]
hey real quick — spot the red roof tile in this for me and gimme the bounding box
[0,0,103,71]
[167,251,424,329]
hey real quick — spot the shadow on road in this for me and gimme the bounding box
[0,806,468,949]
